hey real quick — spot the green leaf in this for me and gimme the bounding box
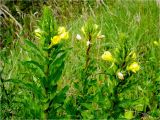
[55,86,69,103]
[120,81,138,93]
[24,82,42,98]
[4,79,22,84]
[23,60,45,76]
[49,61,65,86]
[81,103,93,110]
[49,86,69,108]
[50,47,71,59]
[38,77,47,88]
[81,110,94,119]
[119,98,145,108]
[48,52,66,86]
[24,39,40,52]
[133,104,144,112]
[24,39,45,60]
[50,84,58,93]
[5,79,43,99]
[49,51,67,68]
[74,82,80,89]
[50,49,65,59]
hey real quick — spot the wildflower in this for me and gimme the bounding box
[50,35,61,46]
[153,41,159,46]
[60,32,69,40]
[58,27,66,34]
[101,51,113,62]
[76,34,82,40]
[127,62,140,73]
[87,41,91,46]
[49,26,69,48]
[57,26,69,40]
[34,28,42,38]
[117,72,124,80]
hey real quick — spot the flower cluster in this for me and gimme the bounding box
[34,26,69,48]
[76,24,105,46]
[50,27,69,47]
[101,50,140,80]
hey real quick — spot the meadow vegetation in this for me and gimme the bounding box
[0,0,160,119]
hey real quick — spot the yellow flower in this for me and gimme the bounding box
[49,26,69,48]
[50,35,61,46]
[128,62,140,73]
[58,27,66,34]
[101,51,113,62]
[60,32,69,40]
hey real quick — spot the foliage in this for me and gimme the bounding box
[0,0,160,119]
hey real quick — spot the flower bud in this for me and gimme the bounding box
[76,34,82,40]
[101,51,113,62]
[117,72,124,80]
[58,27,66,34]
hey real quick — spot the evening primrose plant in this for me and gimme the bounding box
[65,20,105,119]
[99,32,142,119]
[1,1,159,119]
[5,6,69,119]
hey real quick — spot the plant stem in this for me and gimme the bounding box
[43,50,51,119]
[85,34,92,69]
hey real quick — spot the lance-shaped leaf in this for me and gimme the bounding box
[48,52,67,86]
[24,39,45,60]
[23,60,45,76]
[5,79,43,99]
[49,61,65,87]
[48,86,69,109]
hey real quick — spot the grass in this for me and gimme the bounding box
[0,0,160,119]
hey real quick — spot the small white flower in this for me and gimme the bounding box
[76,34,82,40]
[117,72,124,80]
[87,41,91,46]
